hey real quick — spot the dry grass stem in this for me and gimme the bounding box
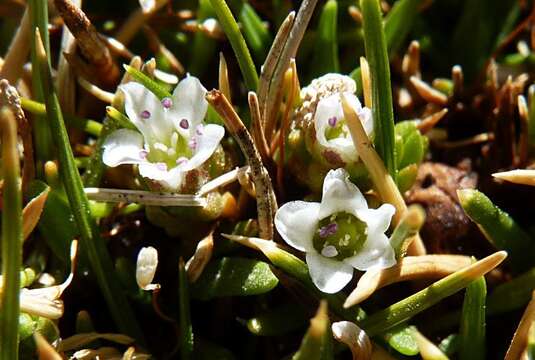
[248,92,270,162]
[198,166,250,196]
[219,52,231,103]
[402,41,421,78]
[412,329,448,360]
[492,169,535,186]
[84,188,206,207]
[143,26,184,75]
[341,94,426,255]
[434,132,494,149]
[0,7,30,83]
[206,90,276,239]
[100,35,135,60]
[517,94,529,165]
[22,187,49,241]
[505,291,535,360]
[34,332,62,360]
[345,255,472,307]
[78,77,115,103]
[331,321,372,360]
[360,57,372,109]
[115,0,168,45]
[452,65,464,96]
[417,108,448,133]
[410,76,448,105]
[185,231,214,282]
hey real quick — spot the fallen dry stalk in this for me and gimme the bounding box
[492,169,535,186]
[341,94,426,255]
[206,90,276,239]
[505,291,535,360]
[345,255,472,307]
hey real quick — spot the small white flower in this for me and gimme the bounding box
[136,246,160,291]
[314,91,373,165]
[274,168,396,293]
[102,75,225,191]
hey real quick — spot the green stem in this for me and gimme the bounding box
[360,0,396,177]
[209,0,259,90]
[178,259,193,360]
[123,65,171,100]
[34,30,144,342]
[0,108,23,360]
[459,275,486,360]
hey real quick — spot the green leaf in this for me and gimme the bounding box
[179,259,194,360]
[191,257,279,300]
[310,0,339,75]
[123,65,172,100]
[246,303,308,336]
[189,0,218,76]
[458,189,535,273]
[438,334,460,357]
[459,275,486,360]
[239,3,271,63]
[397,164,418,193]
[487,267,535,315]
[384,0,422,55]
[384,326,419,356]
[360,0,396,177]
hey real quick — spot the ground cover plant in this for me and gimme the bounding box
[1,0,535,358]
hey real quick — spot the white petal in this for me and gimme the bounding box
[274,201,320,252]
[319,168,367,219]
[136,246,159,290]
[356,204,395,234]
[182,124,224,171]
[139,162,185,190]
[306,251,354,293]
[343,233,396,271]
[169,75,208,133]
[139,0,155,12]
[120,82,175,143]
[102,129,145,167]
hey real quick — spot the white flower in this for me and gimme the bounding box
[102,75,225,191]
[313,92,373,166]
[274,168,396,293]
[136,246,160,291]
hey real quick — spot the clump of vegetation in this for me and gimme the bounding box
[1,0,535,358]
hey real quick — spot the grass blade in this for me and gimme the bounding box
[310,0,339,76]
[239,3,271,63]
[360,0,396,177]
[34,29,144,342]
[209,0,258,90]
[179,258,194,360]
[0,108,23,360]
[384,0,422,55]
[459,275,487,360]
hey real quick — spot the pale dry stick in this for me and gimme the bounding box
[257,11,295,119]
[115,0,168,45]
[412,329,448,360]
[141,57,157,78]
[518,94,529,166]
[264,0,318,139]
[410,76,448,106]
[77,77,115,103]
[248,92,271,162]
[401,41,421,79]
[505,291,535,360]
[237,167,257,198]
[54,0,120,88]
[197,166,250,196]
[416,108,448,134]
[360,57,372,109]
[185,231,214,282]
[34,332,63,360]
[433,132,494,149]
[341,94,426,255]
[83,188,206,207]
[206,90,276,239]
[345,255,472,307]
[331,321,372,360]
[143,26,184,75]
[0,7,30,83]
[22,187,49,241]
[493,169,535,186]
[0,80,34,191]
[452,65,464,97]
[99,35,135,60]
[219,52,231,103]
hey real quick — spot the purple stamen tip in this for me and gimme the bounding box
[189,138,197,150]
[156,162,167,171]
[176,157,187,165]
[328,116,337,127]
[319,222,338,238]
[179,119,190,129]
[141,110,151,119]
[196,124,204,136]
[139,150,148,159]
[161,97,172,109]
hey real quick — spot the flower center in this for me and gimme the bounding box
[312,212,368,261]
[325,116,349,141]
[146,130,194,169]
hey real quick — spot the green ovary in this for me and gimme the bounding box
[325,118,349,140]
[312,212,368,261]
[146,130,192,169]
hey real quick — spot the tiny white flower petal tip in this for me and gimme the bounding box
[274,168,396,293]
[136,247,160,291]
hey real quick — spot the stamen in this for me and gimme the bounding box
[161,97,172,109]
[141,110,151,119]
[176,157,188,165]
[196,124,204,135]
[180,119,190,129]
[189,138,197,150]
[321,245,339,258]
[156,162,167,171]
[328,116,337,127]
[139,150,148,159]
[153,142,168,152]
[319,222,338,238]
[171,132,179,148]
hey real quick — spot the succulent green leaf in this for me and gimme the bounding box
[247,303,308,336]
[384,326,419,356]
[459,275,487,360]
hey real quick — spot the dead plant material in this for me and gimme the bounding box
[22,187,50,241]
[185,231,214,282]
[54,0,119,88]
[0,7,30,83]
[410,76,448,106]
[505,291,535,360]
[345,255,472,306]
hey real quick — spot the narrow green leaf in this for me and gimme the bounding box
[458,189,535,273]
[438,334,460,356]
[209,0,259,90]
[384,0,422,55]
[191,257,279,300]
[310,0,339,75]
[246,303,308,336]
[292,301,333,360]
[123,65,172,100]
[35,30,144,342]
[0,107,23,360]
[179,259,194,360]
[360,0,396,176]
[189,0,218,76]
[390,204,425,258]
[459,275,486,360]
[487,267,535,315]
[82,117,119,187]
[239,3,271,63]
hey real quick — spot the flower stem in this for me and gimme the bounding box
[178,258,194,360]
[209,0,258,91]
[0,107,23,360]
[360,0,396,177]
[34,29,144,342]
